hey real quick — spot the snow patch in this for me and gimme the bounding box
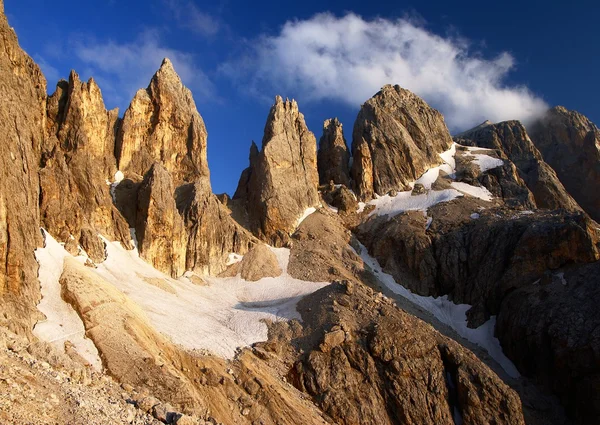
[359,242,520,378]
[366,190,463,218]
[451,182,494,202]
[33,230,102,371]
[226,253,243,266]
[470,213,480,219]
[296,206,317,227]
[114,171,124,183]
[91,238,329,359]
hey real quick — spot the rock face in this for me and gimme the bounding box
[357,204,600,326]
[0,1,46,334]
[136,164,186,278]
[529,106,600,221]
[177,180,255,276]
[497,261,600,425]
[40,72,131,262]
[317,118,350,186]
[290,282,526,425]
[234,97,319,246]
[117,58,210,185]
[351,85,453,200]
[46,71,119,178]
[456,120,580,211]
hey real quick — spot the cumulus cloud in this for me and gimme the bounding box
[227,13,548,131]
[71,30,214,110]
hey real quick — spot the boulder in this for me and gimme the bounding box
[351,85,453,200]
[234,96,319,246]
[238,244,281,282]
[317,118,350,186]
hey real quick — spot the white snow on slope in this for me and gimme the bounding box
[358,242,520,378]
[366,190,463,218]
[33,231,103,371]
[92,238,328,359]
[450,182,494,202]
[296,206,318,227]
[464,146,504,173]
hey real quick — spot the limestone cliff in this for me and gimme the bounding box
[0,0,46,334]
[117,58,209,185]
[317,118,350,186]
[530,106,600,221]
[234,96,319,246]
[351,85,453,200]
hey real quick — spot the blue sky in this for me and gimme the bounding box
[6,0,600,194]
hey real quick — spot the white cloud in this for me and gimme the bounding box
[164,0,220,36]
[71,30,214,111]
[227,13,548,132]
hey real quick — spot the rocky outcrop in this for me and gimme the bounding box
[177,180,255,276]
[351,85,453,200]
[46,71,119,178]
[289,281,526,425]
[136,164,186,278]
[456,120,580,211]
[357,203,600,326]
[497,261,600,424]
[317,118,350,186]
[0,1,46,334]
[529,106,600,221]
[234,97,319,246]
[117,58,210,185]
[321,184,358,214]
[40,71,132,263]
[453,145,536,209]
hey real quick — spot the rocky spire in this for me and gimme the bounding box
[456,120,581,212]
[39,72,131,262]
[317,118,350,186]
[529,106,600,221]
[117,58,210,185]
[0,2,47,334]
[47,70,120,177]
[235,96,319,246]
[351,84,453,201]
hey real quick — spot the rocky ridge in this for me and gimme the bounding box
[455,120,581,212]
[530,106,600,221]
[317,118,351,186]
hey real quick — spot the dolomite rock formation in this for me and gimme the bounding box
[456,120,581,212]
[46,70,119,177]
[177,179,255,276]
[530,106,600,221]
[357,204,599,327]
[117,58,210,185]
[351,85,453,200]
[0,0,46,334]
[496,260,600,425]
[288,281,526,425]
[40,72,131,262]
[317,118,350,186]
[234,96,319,246]
[136,163,186,278]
